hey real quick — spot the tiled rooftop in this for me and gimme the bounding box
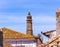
[1,27,33,39]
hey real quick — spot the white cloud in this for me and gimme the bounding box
[32,15,56,24]
[0,15,26,23]
[0,14,56,25]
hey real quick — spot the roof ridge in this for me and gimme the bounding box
[2,27,21,32]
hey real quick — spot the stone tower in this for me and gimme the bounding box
[26,12,33,35]
[56,8,60,35]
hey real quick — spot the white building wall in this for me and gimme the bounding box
[11,43,36,47]
[49,31,56,39]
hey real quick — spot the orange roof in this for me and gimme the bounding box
[1,27,33,39]
[3,42,13,47]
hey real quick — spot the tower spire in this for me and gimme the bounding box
[26,12,33,35]
[28,12,31,15]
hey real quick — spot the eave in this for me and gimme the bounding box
[41,30,56,38]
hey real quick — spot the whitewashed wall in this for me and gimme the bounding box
[11,43,36,47]
[49,31,56,39]
[4,38,37,47]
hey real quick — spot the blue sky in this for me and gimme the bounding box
[0,0,60,42]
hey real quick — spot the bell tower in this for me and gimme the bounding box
[26,12,33,35]
[56,8,60,35]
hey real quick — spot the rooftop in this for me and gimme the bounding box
[1,27,34,39]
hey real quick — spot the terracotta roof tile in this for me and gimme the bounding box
[1,27,33,39]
